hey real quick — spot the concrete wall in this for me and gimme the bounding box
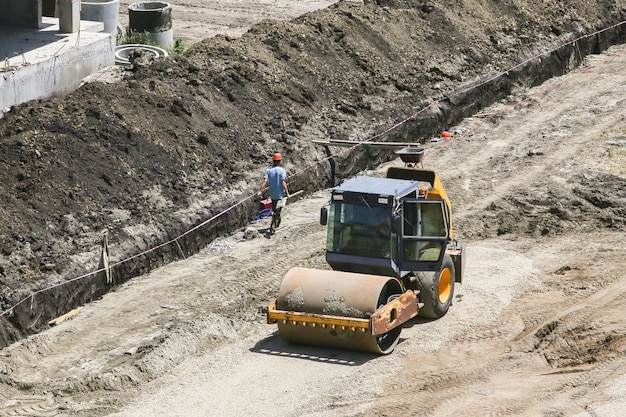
[1,27,114,116]
[0,0,42,28]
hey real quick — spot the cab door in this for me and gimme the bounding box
[398,199,450,272]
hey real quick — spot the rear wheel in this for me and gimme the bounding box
[415,254,455,319]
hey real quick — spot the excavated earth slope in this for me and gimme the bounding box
[1,1,626,416]
[0,0,624,349]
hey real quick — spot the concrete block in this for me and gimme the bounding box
[0,18,114,117]
[59,0,81,33]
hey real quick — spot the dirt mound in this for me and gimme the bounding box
[0,0,624,347]
[1,2,626,416]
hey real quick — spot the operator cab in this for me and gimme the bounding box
[322,176,411,276]
[321,174,451,278]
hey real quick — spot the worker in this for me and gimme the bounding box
[259,152,290,233]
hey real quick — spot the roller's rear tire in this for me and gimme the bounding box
[415,254,455,319]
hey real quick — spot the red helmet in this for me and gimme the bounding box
[273,152,282,161]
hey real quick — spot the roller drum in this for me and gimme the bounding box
[276,267,404,354]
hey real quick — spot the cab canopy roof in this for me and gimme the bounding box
[333,176,419,200]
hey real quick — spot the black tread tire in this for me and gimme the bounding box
[415,254,455,319]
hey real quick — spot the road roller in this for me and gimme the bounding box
[267,148,465,354]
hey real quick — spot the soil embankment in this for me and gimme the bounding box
[1,2,626,415]
[1,0,624,349]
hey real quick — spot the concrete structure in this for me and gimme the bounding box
[0,17,115,117]
[59,0,81,33]
[81,0,121,35]
[128,2,174,49]
[0,0,42,28]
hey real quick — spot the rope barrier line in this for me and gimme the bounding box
[424,42,626,161]
[0,192,258,318]
[290,19,626,175]
[1,21,625,320]
[443,20,626,105]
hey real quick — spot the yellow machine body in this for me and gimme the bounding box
[267,154,465,354]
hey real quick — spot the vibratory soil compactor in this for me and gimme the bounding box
[267,148,465,354]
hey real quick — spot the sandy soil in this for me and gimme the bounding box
[1,43,625,417]
[110,45,626,417]
[1,1,626,416]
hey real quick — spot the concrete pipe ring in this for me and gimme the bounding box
[128,2,174,49]
[114,44,169,65]
[80,0,120,35]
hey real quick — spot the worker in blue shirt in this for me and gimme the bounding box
[259,152,290,233]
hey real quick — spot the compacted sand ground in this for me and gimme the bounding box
[1,1,625,416]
